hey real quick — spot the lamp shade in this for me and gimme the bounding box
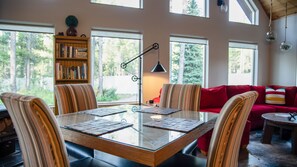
[151,61,166,73]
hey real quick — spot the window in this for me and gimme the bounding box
[91,0,142,8]
[229,0,258,25]
[228,42,258,85]
[91,30,142,103]
[170,36,207,86]
[0,24,54,105]
[170,0,208,17]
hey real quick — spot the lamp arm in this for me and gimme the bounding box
[120,43,159,69]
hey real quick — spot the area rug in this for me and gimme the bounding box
[247,130,297,167]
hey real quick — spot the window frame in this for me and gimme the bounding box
[169,36,208,87]
[0,23,55,105]
[91,29,143,104]
[228,41,258,85]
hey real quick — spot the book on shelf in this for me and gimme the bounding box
[56,44,87,58]
[55,63,87,80]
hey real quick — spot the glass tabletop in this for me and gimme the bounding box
[57,105,217,151]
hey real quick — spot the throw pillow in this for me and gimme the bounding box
[251,86,266,104]
[226,85,251,99]
[200,85,228,109]
[265,87,286,105]
[269,85,297,106]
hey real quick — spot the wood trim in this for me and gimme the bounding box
[259,0,297,20]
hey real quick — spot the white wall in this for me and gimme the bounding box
[270,13,297,86]
[0,0,270,102]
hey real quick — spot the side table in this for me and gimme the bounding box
[261,113,297,154]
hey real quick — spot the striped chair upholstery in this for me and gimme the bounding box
[0,93,69,167]
[55,84,97,115]
[156,91,258,167]
[159,84,201,111]
[0,93,116,167]
[206,91,258,167]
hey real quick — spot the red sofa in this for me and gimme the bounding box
[197,85,297,154]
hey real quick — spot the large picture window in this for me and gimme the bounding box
[0,24,54,105]
[228,42,258,85]
[91,30,142,103]
[91,0,142,8]
[170,36,207,86]
[170,0,208,17]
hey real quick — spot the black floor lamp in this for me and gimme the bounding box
[120,43,166,105]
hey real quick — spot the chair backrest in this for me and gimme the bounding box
[55,84,97,114]
[207,91,258,167]
[159,84,201,111]
[0,93,69,167]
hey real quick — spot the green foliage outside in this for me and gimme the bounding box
[96,88,120,101]
[229,48,252,74]
[92,36,139,102]
[187,0,200,16]
[0,30,54,105]
[170,0,204,85]
[171,42,204,84]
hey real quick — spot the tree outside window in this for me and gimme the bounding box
[92,31,141,103]
[228,42,257,85]
[0,26,54,105]
[170,37,207,85]
[170,0,207,17]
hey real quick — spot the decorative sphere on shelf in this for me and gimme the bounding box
[65,15,78,36]
[65,15,78,27]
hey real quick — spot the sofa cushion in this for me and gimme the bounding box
[226,85,251,99]
[269,85,297,106]
[200,86,228,109]
[250,105,277,117]
[248,105,277,130]
[294,95,297,107]
[265,87,285,105]
[285,87,297,106]
[270,105,297,113]
[251,86,266,104]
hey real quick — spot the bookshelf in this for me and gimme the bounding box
[54,36,90,84]
[54,35,90,114]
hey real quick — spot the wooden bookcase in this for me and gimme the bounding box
[54,35,90,114]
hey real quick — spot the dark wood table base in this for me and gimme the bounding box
[261,113,297,154]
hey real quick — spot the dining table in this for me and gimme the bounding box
[56,105,218,167]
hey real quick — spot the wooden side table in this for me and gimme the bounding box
[261,113,297,154]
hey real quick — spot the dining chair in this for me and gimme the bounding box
[0,92,116,167]
[55,84,98,159]
[55,84,97,115]
[158,84,202,154]
[157,91,259,167]
[159,84,201,111]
